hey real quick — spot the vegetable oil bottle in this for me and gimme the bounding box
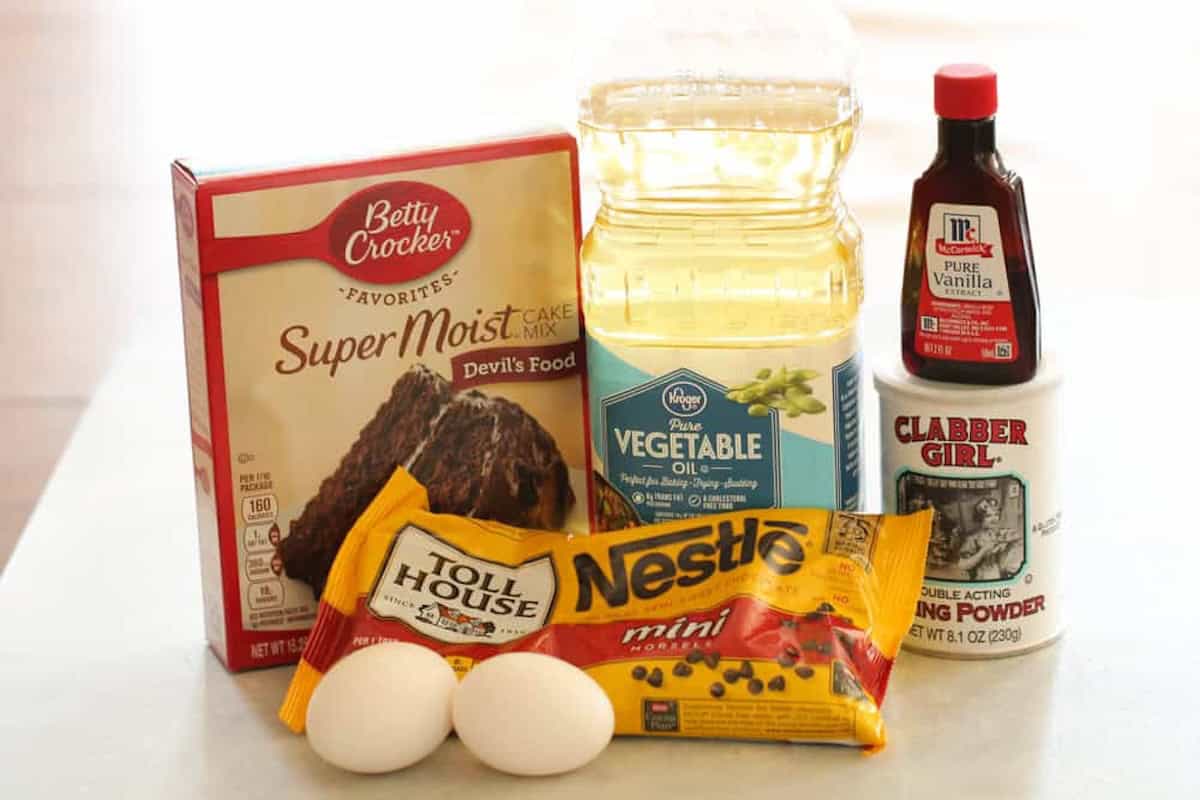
[579,2,864,530]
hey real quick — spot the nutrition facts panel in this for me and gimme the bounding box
[240,485,286,620]
[236,469,314,632]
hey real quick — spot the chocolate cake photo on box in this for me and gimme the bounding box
[279,364,576,595]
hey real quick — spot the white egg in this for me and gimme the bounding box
[452,652,614,776]
[305,642,456,773]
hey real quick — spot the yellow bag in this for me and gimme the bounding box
[281,469,932,750]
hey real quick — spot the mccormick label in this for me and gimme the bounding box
[588,336,861,530]
[915,202,1016,363]
[171,132,590,671]
[875,361,1065,657]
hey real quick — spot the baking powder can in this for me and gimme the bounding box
[875,355,1064,658]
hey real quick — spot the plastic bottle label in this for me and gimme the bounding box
[916,202,1016,362]
[587,335,861,529]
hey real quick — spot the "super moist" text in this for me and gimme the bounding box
[274,306,520,377]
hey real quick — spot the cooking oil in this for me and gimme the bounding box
[581,78,864,530]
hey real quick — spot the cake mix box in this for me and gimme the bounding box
[171,133,592,671]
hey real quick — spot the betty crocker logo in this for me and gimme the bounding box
[204,180,471,284]
[326,181,471,283]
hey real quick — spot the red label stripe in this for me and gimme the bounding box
[302,601,356,674]
[313,594,894,705]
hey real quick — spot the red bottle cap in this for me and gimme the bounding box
[934,64,998,120]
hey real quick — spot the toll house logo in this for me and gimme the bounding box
[935,212,994,258]
[416,602,496,638]
[368,524,556,644]
[894,415,1028,468]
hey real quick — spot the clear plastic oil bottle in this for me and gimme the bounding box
[579,2,864,530]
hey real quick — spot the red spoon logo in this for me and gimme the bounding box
[205,181,471,285]
[328,182,471,283]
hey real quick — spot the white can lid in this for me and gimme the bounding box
[873,352,1063,404]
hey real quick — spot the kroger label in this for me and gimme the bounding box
[600,367,782,523]
[661,380,707,417]
[587,334,862,531]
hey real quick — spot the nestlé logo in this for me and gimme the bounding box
[573,517,807,611]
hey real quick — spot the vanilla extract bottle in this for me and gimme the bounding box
[901,64,1041,385]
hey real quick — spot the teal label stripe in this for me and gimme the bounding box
[586,334,651,459]
[587,335,843,518]
[833,353,862,510]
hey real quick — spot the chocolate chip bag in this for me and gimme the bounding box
[280,469,932,750]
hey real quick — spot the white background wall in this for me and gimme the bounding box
[35,0,1200,341]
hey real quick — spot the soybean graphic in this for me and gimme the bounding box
[725,367,826,418]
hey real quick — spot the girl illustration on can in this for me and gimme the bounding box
[957,498,1022,581]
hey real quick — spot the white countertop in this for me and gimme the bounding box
[1,300,1196,798]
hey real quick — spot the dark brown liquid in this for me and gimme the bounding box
[901,118,1040,385]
